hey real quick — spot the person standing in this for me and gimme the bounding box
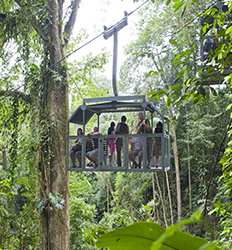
[91,126,99,150]
[70,128,83,168]
[115,116,129,167]
[153,121,163,167]
[144,119,153,165]
[136,112,146,134]
[107,122,116,165]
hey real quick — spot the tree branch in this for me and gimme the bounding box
[63,0,81,45]
[0,90,31,103]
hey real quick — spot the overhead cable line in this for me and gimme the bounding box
[127,0,149,16]
[1,0,219,94]
[52,0,150,68]
[53,32,104,68]
[1,0,150,93]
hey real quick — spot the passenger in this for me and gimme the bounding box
[155,121,163,134]
[153,121,163,167]
[115,116,129,167]
[70,128,95,168]
[128,113,145,168]
[144,119,153,164]
[70,128,83,168]
[86,136,98,167]
[145,119,152,133]
[86,128,100,168]
[107,121,116,165]
[87,127,107,168]
[129,132,142,168]
[130,113,150,167]
[76,134,94,168]
[91,126,99,149]
[136,112,146,134]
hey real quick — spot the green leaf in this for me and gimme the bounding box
[225,25,232,35]
[169,39,178,46]
[199,242,219,250]
[146,70,159,78]
[96,221,217,250]
[96,222,164,250]
[151,227,208,250]
[165,95,172,108]
[173,0,184,12]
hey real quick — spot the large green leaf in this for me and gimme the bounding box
[96,222,219,250]
[97,222,163,250]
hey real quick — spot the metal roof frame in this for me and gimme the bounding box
[69,95,162,125]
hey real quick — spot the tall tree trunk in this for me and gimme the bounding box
[152,173,157,222]
[170,123,182,221]
[187,137,192,213]
[38,0,69,249]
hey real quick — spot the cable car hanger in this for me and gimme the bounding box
[103,11,128,97]
[69,11,171,172]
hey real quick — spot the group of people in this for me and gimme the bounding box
[70,112,163,169]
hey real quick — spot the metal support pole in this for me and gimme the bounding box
[82,104,86,134]
[161,117,165,171]
[97,114,100,130]
[83,110,86,134]
[151,112,154,130]
[112,31,118,96]
[81,136,86,169]
[103,12,128,97]
[82,105,86,169]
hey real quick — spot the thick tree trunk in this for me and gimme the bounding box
[170,123,182,221]
[38,0,69,249]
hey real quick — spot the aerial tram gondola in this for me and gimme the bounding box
[68,11,170,172]
[69,95,170,172]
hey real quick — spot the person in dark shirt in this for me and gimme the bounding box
[115,116,129,167]
[154,121,163,134]
[153,121,163,167]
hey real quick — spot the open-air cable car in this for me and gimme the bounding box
[68,11,170,172]
[69,95,170,172]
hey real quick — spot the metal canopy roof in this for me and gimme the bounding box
[69,95,160,125]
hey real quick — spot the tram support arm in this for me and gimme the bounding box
[103,12,128,97]
[112,31,118,96]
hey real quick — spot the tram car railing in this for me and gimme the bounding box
[69,133,170,172]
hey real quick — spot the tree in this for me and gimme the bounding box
[0,0,81,249]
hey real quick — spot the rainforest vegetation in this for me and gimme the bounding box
[0,0,231,249]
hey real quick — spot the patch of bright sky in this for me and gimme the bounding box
[70,0,142,81]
